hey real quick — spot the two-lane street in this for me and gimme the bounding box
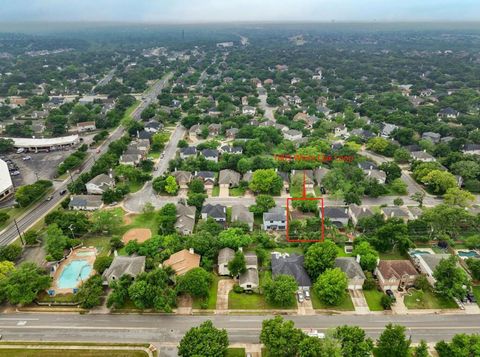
[0,312,479,344]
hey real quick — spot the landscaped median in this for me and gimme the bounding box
[0,342,155,357]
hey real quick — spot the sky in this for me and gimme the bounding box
[1,0,479,23]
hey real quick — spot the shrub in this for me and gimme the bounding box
[93,256,114,274]
[233,284,244,294]
[381,295,394,309]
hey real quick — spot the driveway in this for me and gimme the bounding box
[297,298,315,316]
[219,185,230,198]
[215,279,234,313]
[391,291,408,315]
[349,289,370,315]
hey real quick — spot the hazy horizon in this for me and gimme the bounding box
[1,0,479,23]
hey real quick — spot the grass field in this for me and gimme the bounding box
[82,236,111,257]
[193,274,221,309]
[212,186,220,197]
[404,289,458,309]
[228,290,297,310]
[363,289,385,311]
[0,349,148,357]
[229,187,245,197]
[311,290,355,311]
[226,348,246,357]
[378,249,407,260]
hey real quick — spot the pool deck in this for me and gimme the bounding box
[51,247,97,295]
[409,248,435,255]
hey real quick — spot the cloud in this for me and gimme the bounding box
[1,0,479,22]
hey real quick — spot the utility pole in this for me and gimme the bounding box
[13,218,24,245]
[67,170,74,184]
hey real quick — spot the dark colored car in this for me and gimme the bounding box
[59,189,67,196]
[385,289,396,301]
[467,292,477,303]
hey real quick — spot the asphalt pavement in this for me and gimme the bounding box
[0,312,478,344]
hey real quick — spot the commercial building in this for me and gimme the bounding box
[6,135,79,152]
[0,159,14,201]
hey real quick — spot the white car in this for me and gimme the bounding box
[297,291,304,303]
[22,156,31,161]
[304,290,311,300]
[307,330,325,339]
[16,148,25,154]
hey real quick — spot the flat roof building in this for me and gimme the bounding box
[6,135,79,152]
[0,159,13,201]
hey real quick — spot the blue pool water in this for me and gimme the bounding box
[57,260,92,289]
[458,251,480,259]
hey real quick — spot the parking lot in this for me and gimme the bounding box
[2,149,75,186]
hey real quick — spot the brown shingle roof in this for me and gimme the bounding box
[377,260,418,279]
[163,249,200,276]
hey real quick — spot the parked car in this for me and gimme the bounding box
[297,291,304,303]
[386,289,396,301]
[59,189,67,196]
[16,148,25,154]
[304,290,311,300]
[22,156,31,161]
[10,171,20,176]
[46,195,53,201]
[306,329,325,339]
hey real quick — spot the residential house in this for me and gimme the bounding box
[313,167,330,186]
[226,128,239,139]
[208,123,221,136]
[218,248,235,276]
[77,121,96,133]
[375,260,419,291]
[404,144,422,152]
[259,120,275,127]
[320,206,349,228]
[231,204,254,230]
[163,248,201,276]
[350,128,375,141]
[194,171,216,190]
[137,130,153,140]
[135,139,150,152]
[410,151,436,162]
[334,124,348,137]
[422,132,441,143]
[263,206,286,231]
[86,173,115,195]
[348,205,374,226]
[220,145,243,155]
[102,256,146,285]
[218,169,241,188]
[437,107,460,119]
[381,206,412,222]
[277,171,290,192]
[208,108,222,117]
[364,169,387,184]
[242,106,256,116]
[358,161,378,171]
[292,170,314,190]
[172,170,192,189]
[175,203,196,235]
[239,252,259,291]
[201,149,219,163]
[68,195,103,211]
[189,124,202,137]
[180,146,197,159]
[201,204,227,224]
[31,110,49,119]
[411,253,456,286]
[144,120,163,133]
[381,123,398,138]
[242,171,253,184]
[271,252,312,290]
[462,144,480,155]
[284,129,303,141]
[119,154,141,166]
[275,123,289,133]
[335,257,366,290]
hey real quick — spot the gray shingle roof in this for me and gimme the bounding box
[102,256,146,282]
[271,253,311,287]
[218,248,235,265]
[201,204,226,219]
[263,206,286,222]
[335,257,366,280]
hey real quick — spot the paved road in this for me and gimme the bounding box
[91,68,116,94]
[0,313,478,344]
[0,74,172,245]
[124,125,186,212]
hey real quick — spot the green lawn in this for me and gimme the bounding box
[472,286,480,307]
[378,249,407,260]
[122,100,140,122]
[122,211,160,235]
[228,291,296,310]
[36,292,78,304]
[193,274,221,309]
[363,289,385,311]
[0,349,148,357]
[404,289,458,309]
[226,348,246,357]
[336,245,351,257]
[0,206,29,230]
[229,187,246,197]
[82,236,111,257]
[126,180,145,193]
[311,290,355,311]
[212,186,220,197]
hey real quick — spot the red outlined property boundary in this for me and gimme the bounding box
[286,171,325,243]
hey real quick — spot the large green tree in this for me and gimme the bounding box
[178,320,229,357]
[249,169,283,195]
[263,274,298,308]
[260,316,305,357]
[314,268,348,306]
[304,241,338,280]
[433,256,470,299]
[334,325,374,357]
[376,324,411,357]
[176,268,212,298]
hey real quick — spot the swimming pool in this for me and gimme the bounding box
[458,250,480,259]
[57,260,93,289]
[410,250,431,255]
